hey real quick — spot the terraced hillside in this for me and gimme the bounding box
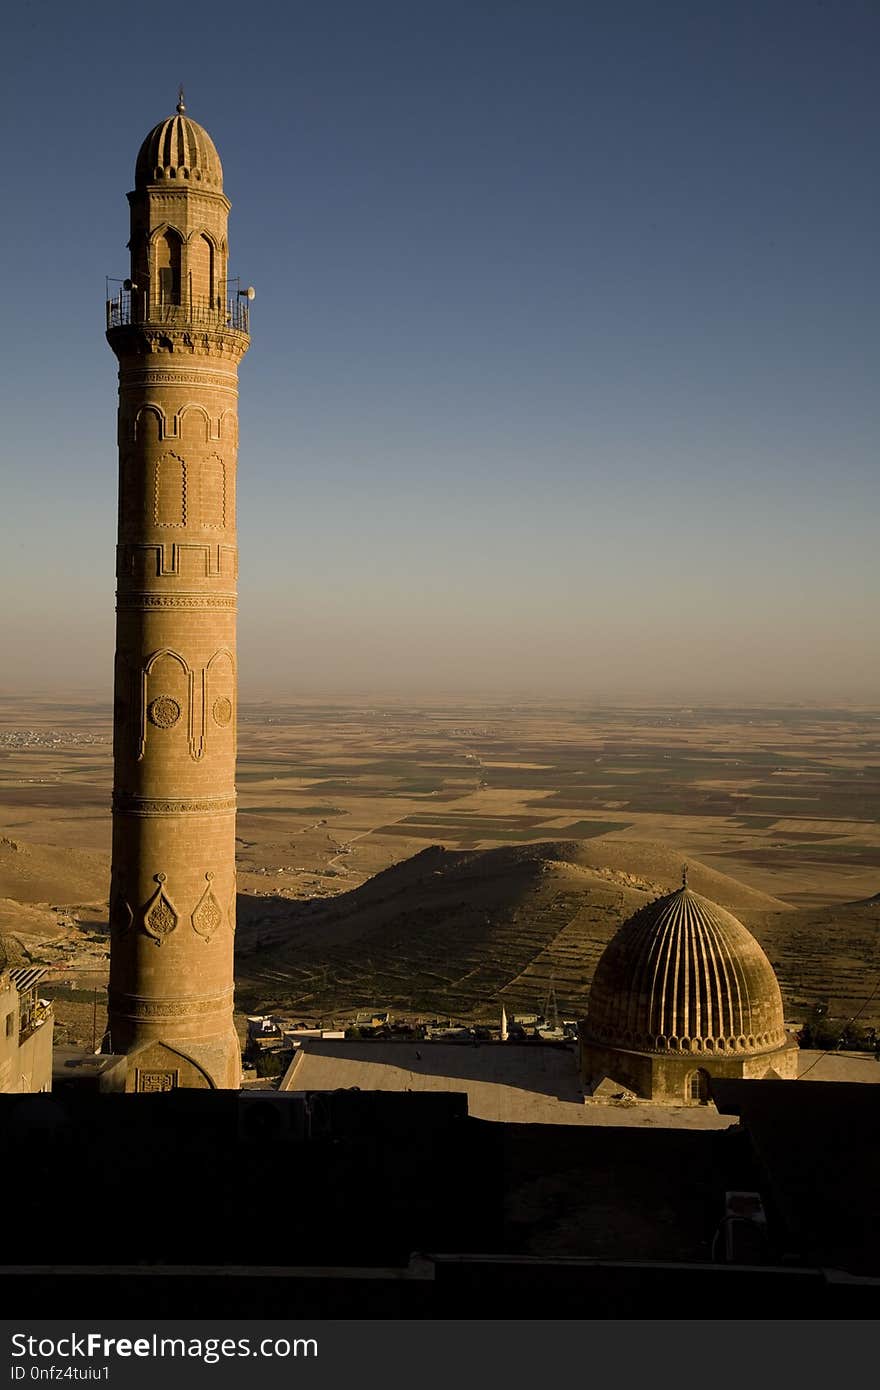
[235,838,822,1024]
[750,893,880,1028]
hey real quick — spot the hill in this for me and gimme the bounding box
[1,827,875,1034]
[234,837,794,1022]
[748,893,880,1030]
[0,836,108,907]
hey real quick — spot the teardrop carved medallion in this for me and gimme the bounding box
[142,873,179,944]
[192,872,224,941]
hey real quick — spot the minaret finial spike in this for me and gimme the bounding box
[682,863,688,889]
[177,85,186,115]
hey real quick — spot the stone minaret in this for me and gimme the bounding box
[105,97,249,1090]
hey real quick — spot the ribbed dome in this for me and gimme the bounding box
[135,105,223,191]
[585,883,787,1057]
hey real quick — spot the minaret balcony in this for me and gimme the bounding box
[106,290,250,335]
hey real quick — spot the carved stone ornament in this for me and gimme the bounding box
[191,872,224,941]
[109,324,249,364]
[113,792,237,816]
[108,991,231,1019]
[148,695,181,729]
[117,593,236,610]
[142,873,179,944]
[228,874,237,934]
[120,368,240,392]
[138,1070,178,1092]
[212,696,232,726]
[110,892,134,937]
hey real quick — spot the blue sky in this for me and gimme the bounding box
[1,0,877,700]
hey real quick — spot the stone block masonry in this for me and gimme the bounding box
[105,98,250,1089]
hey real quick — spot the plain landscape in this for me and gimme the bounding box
[1,696,879,1046]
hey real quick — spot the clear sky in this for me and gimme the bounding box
[1,0,877,702]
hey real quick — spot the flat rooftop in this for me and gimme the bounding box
[280,1040,732,1128]
[794,1049,880,1083]
[52,1048,126,1078]
[278,1042,879,1128]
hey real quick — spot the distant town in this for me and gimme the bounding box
[244,1007,578,1079]
[0,728,106,749]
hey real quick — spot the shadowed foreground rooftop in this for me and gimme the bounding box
[0,1078,877,1316]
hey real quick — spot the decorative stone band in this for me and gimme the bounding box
[113,792,236,816]
[109,325,249,364]
[116,592,237,610]
[117,541,237,580]
[119,368,240,391]
[582,1023,790,1055]
[108,989,234,1021]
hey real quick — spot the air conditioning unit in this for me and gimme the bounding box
[723,1190,768,1263]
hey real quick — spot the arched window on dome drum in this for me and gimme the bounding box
[688,1069,710,1103]
[156,229,182,306]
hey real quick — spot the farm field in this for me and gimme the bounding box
[237,698,880,909]
[1,696,878,1041]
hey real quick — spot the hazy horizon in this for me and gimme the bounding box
[2,1,878,703]
[3,682,879,710]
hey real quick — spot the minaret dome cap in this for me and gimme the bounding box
[134,106,223,191]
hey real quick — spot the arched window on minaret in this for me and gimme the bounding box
[217,239,228,309]
[189,233,214,311]
[129,225,149,321]
[156,229,182,306]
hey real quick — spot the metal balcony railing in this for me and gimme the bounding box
[19,998,52,1044]
[106,291,250,334]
